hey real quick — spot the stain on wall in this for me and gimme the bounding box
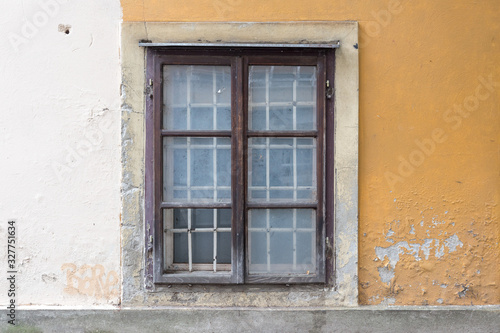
[120,0,500,305]
[61,263,119,301]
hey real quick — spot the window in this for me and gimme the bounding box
[146,47,335,284]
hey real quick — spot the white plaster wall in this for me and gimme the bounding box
[0,0,122,307]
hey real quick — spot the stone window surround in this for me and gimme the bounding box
[121,21,358,307]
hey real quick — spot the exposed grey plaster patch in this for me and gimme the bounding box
[337,232,354,268]
[41,273,57,283]
[375,242,406,268]
[380,297,396,305]
[435,242,445,258]
[377,266,395,285]
[386,229,395,238]
[375,234,464,282]
[441,284,448,289]
[458,285,469,298]
[444,234,463,252]
[437,298,444,304]
[409,225,415,234]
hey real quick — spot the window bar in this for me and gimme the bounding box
[266,208,271,273]
[265,67,270,131]
[292,67,298,270]
[187,67,192,203]
[213,209,218,272]
[212,68,218,273]
[213,67,217,131]
[188,208,193,272]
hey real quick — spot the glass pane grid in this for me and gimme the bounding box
[249,66,316,131]
[163,137,231,203]
[248,138,317,202]
[248,209,316,274]
[164,209,231,273]
[163,65,231,131]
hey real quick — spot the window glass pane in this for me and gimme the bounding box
[248,209,316,274]
[248,138,316,202]
[163,65,231,130]
[249,66,316,131]
[164,209,231,269]
[163,137,231,203]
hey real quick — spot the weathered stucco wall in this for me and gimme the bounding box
[121,0,500,306]
[0,0,497,310]
[0,0,122,307]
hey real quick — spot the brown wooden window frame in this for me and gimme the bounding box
[145,47,335,285]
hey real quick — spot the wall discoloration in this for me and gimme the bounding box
[61,264,120,302]
[361,204,498,305]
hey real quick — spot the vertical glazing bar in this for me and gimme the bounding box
[187,138,191,201]
[213,138,217,201]
[265,67,270,131]
[266,208,271,272]
[188,208,192,272]
[213,68,218,202]
[187,67,192,202]
[213,209,217,272]
[213,66,217,131]
[187,66,192,130]
[293,209,297,271]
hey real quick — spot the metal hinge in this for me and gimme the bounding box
[326,80,333,99]
[146,79,153,99]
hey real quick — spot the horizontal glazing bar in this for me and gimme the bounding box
[167,103,231,108]
[161,130,232,137]
[249,186,313,190]
[248,228,315,232]
[247,202,317,209]
[248,131,317,137]
[161,202,231,208]
[250,102,316,107]
[172,185,231,190]
[167,228,232,233]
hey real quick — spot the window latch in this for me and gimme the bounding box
[326,80,333,100]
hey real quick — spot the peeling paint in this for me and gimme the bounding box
[376,234,464,269]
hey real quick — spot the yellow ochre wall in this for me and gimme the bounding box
[121,0,499,305]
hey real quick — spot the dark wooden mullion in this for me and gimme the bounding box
[232,56,245,284]
[145,49,155,288]
[242,56,250,284]
[247,131,317,138]
[153,53,165,283]
[161,130,231,137]
[315,53,326,283]
[325,49,336,286]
